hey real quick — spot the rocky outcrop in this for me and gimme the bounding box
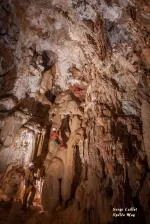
[0,0,150,223]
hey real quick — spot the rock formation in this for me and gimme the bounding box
[0,0,150,223]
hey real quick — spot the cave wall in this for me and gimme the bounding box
[0,0,150,223]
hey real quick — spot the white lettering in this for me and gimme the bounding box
[126,213,135,217]
[113,213,125,217]
[113,208,123,212]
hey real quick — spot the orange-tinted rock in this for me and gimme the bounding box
[142,48,150,65]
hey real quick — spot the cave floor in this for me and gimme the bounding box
[0,200,48,224]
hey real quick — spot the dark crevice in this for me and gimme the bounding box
[60,115,70,143]
[58,178,63,205]
[71,146,82,199]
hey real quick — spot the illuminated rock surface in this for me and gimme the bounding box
[0,0,150,223]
